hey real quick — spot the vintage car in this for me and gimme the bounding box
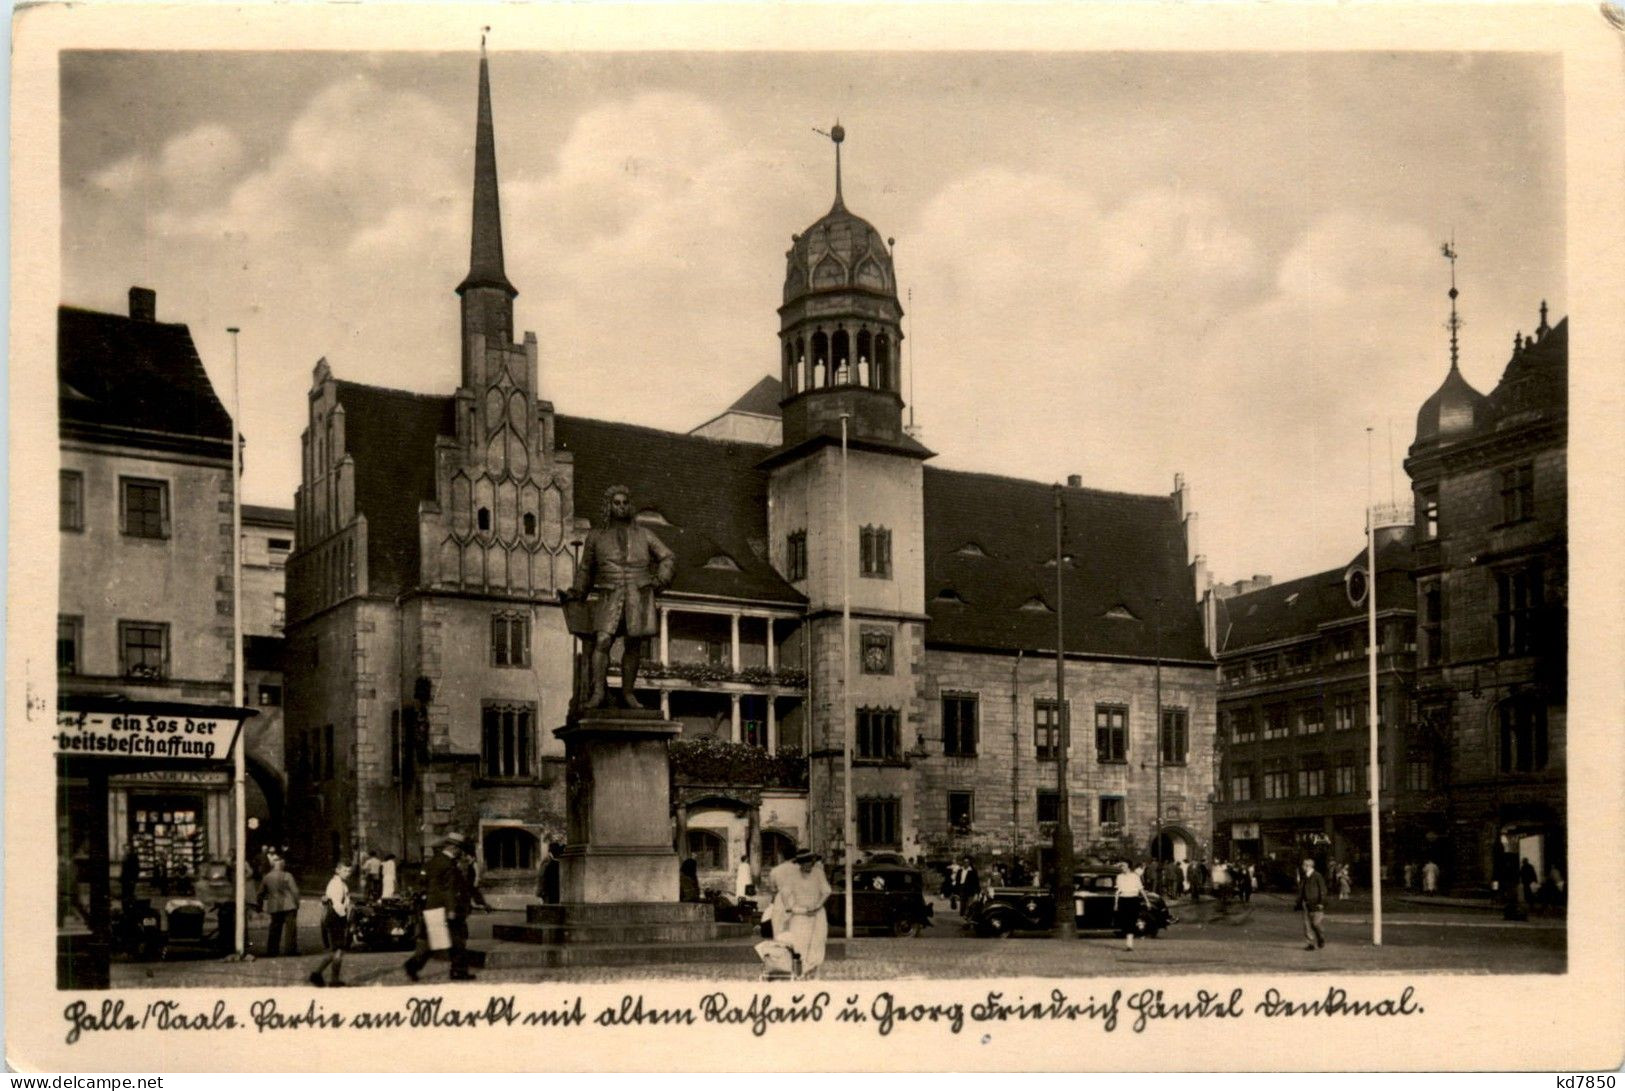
[760,859,935,938]
[117,860,237,959]
[967,867,1175,939]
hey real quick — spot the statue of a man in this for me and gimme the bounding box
[559,485,676,709]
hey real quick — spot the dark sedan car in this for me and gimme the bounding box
[967,868,1175,939]
[761,859,935,938]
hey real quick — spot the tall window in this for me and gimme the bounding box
[856,707,900,761]
[685,829,726,869]
[322,724,336,780]
[481,702,535,779]
[389,709,402,784]
[57,616,82,674]
[1297,756,1325,797]
[60,471,84,531]
[273,592,287,633]
[1405,753,1433,791]
[942,694,978,757]
[1160,708,1188,764]
[1034,698,1063,761]
[1331,692,1362,732]
[120,478,168,539]
[1498,700,1548,774]
[1421,580,1445,665]
[486,828,539,870]
[118,620,168,680]
[1495,565,1542,657]
[1334,754,1358,795]
[947,791,974,832]
[491,613,531,667]
[1228,766,1253,802]
[1095,705,1128,763]
[1035,789,1060,824]
[1500,463,1535,523]
[1097,796,1125,831]
[859,525,892,579]
[1230,708,1257,743]
[1262,757,1292,800]
[1417,486,1440,541]
[1296,702,1324,735]
[786,531,808,581]
[857,797,900,847]
[1263,704,1290,740]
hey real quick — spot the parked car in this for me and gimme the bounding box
[967,867,1176,939]
[760,859,935,938]
[348,893,421,951]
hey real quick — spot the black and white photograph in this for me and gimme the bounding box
[8,1,1623,1074]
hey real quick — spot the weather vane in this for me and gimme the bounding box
[1440,237,1463,370]
[811,121,846,207]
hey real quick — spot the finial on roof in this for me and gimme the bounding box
[1537,299,1550,336]
[813,122,846,211]
[1515,331,1523,352]
[481,25,489,53]
[1440,238,1463,372]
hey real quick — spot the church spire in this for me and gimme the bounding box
[1441,238,1462,372]
[458,33,516,300]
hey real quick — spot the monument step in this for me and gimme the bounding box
[527,901,715,925]
[480,938,847,970]
[494,921,756,946]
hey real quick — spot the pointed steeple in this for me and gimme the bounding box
[458,36,516,300]
[829,122,846,212]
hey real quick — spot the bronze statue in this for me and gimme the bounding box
[559,485,676,709]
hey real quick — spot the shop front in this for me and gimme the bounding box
[56,696,254,989]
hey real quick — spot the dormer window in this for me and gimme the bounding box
[1020,596,1052,613]
[705,554,740,571]
[934,588,967,605]
[955,542,987,558]
[1104,604,1137,621]
[636,508,670,526]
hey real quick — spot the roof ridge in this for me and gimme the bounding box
[926,464,1176,506]
[557,413,775,450]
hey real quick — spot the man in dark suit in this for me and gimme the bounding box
[404,832,477,982]
[1294,856,1329,950]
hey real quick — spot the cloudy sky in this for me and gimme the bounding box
[60,49,1565,585]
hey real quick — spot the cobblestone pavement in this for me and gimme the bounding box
[109,893,1563,990]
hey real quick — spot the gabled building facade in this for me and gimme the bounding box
[1404,305,1567,891]
[283,56,1216,891]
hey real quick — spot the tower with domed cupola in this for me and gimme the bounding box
[763,126,932,860]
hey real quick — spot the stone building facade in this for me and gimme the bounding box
[1404,305,1567,890]
[282,57,1215,890]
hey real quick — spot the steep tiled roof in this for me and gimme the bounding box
[554,416,805,605]
[922,468,1210,662]
[58,305,232,446]
[1215,538,1414,653]
[332,381,455,596]
[726,375,784,417]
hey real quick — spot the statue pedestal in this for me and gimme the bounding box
[554,710,680,904]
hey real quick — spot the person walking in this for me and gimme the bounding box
[735,853,754,901]
[359,849,383,900]
[958,856,981,917]
[404,832,477,982]
[380,853,398,900]
[1336,862,1352,901]
[1421,858,1440,894]
[1114,861,1146,951]
[769,848,831,979]
[256,853,300,957]
[1295,857,1328,950]
[537,842,563,905]
[309,862,353,987]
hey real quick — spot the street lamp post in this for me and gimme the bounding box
[1053,485,1075,936]
[1154,595,1163,884]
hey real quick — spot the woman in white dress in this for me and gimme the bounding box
[769,849,831,978]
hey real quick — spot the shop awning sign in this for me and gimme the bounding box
[55,709,246,762]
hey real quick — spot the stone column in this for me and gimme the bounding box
[767,697,778,753]
[730,614,741,673]
[767,618,777,671]
[730,694,742,744]
[659,608,670,665]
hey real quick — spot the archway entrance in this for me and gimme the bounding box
[1150,826,1195,864]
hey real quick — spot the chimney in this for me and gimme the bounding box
[128,287,156,322]
[1066,474,1082,488]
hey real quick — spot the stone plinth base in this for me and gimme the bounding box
[554,710,681,904]
[493,901,754,946]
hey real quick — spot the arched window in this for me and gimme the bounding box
[477,507,491,532]
[523,512,536,537]
[832,330,851,383]
[685,829,726,870]
[783,341,796,394]
[811,332,829,387]
[875,334,892,390]
[483,827,538,870]
[856,331,873,383]
[761,830,796,868]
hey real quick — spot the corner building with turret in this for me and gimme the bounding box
[283,58,1215,893]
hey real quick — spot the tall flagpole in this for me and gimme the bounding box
[1366,427,1383,946]
[1053,485,1075,935]
[840,413,854,940]
[228,327,247,959]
